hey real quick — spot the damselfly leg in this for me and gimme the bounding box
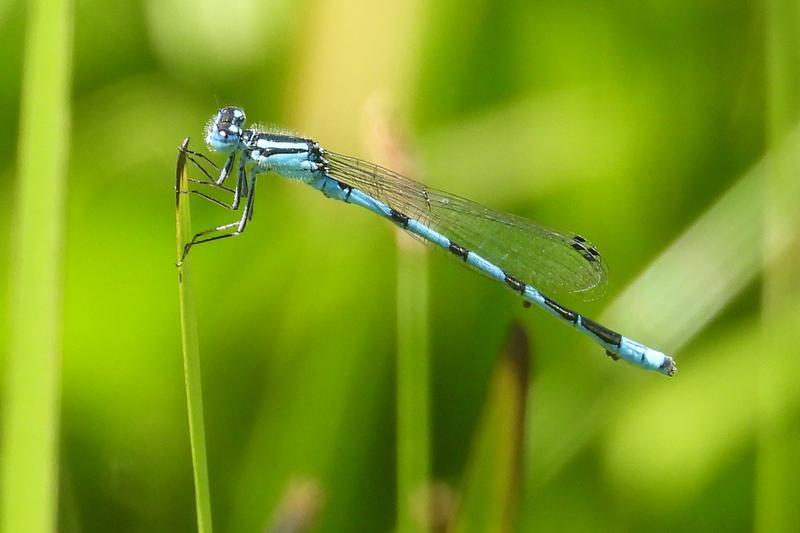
[177,164,258,265]
[178,146,250,211]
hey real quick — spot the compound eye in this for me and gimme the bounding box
[217,106,246,129]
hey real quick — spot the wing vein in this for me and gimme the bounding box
[324,151,608,298]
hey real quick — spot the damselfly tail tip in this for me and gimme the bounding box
[660,356,677,377]
[634,342,677,377]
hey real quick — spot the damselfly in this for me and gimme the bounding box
[178,107,676,376]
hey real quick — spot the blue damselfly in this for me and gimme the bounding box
[178,107,676,376]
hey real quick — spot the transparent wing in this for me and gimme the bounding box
[325,152,608,299]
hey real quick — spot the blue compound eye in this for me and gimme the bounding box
[205,106,246,152]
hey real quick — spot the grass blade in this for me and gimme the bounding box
[532,123,800,487]
[0,0,72,531]
[451,324,530,533]
[604,302,800,507]
[396,231,431,532]
[364,98,432,533]
[176,139,214,533]
[757,0,800,530]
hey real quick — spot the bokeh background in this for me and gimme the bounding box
[1,0,799,531]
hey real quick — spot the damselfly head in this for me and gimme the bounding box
[206,106,246,153]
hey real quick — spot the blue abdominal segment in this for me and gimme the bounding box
[307,170,674,376]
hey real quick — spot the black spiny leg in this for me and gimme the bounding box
[242,174,257,226]
[181,147,234,186]
[231,157,248,211]
[182,189,238,211]
[178,174,258,265]
[178,149,247,210]
[178,221,240,265]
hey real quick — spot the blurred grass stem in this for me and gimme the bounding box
[757,0,800,530]
[176,140,214,533]
[452,324,529,532]
[0,0,72,531]
[363,98,431,532]
[396,232,431,532]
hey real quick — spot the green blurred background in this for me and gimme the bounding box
[1,0,799,531]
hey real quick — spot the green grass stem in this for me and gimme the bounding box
[452,324,529,533]
[396,231,431,533]
[362,100,431,532]
[176,140,214,533]
[757,1,800,530]
[0,0,72,531]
